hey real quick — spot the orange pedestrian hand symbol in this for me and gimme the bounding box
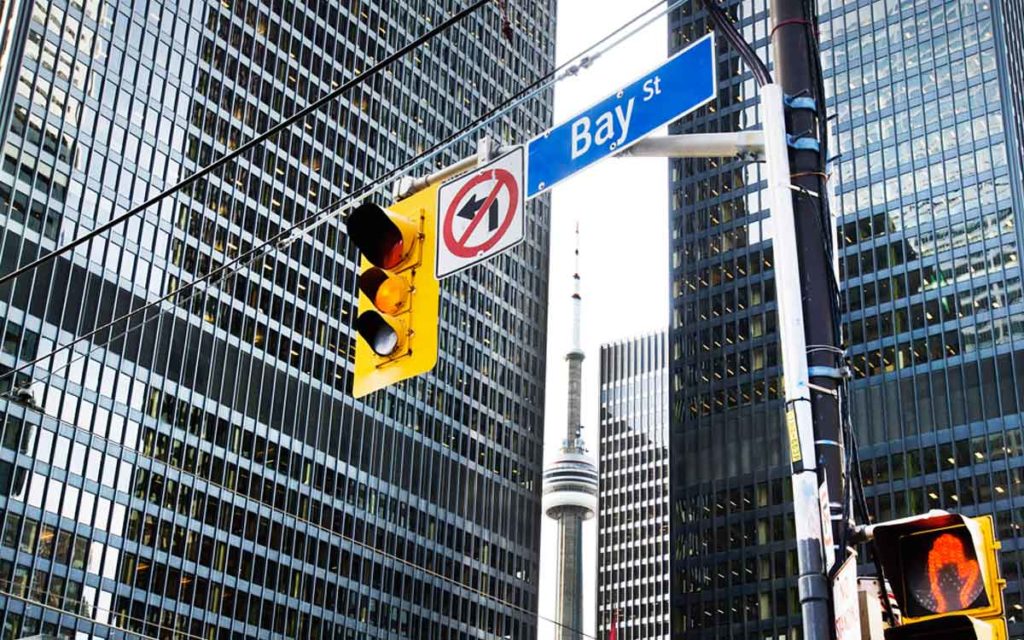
[917,532,984,614]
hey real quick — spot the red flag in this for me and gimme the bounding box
[608,610,618,640]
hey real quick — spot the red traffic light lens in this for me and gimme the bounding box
[356,311,400,356]
[900,525,987,617]
[348,203,409,269]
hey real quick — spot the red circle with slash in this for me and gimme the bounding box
[442,168,520,258]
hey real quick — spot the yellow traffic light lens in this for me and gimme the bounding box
[901,525,988,617]
[374,276,409,314]
[358,268,409,315]
[356,311,401,356]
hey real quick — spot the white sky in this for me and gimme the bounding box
[537,3,668,638]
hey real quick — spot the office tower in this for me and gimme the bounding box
[669,3,792,638]
[0,1,555,638]
[543,230,598,640]
[830,0,1024,633]
[669,0,1024,638]
[597,332,670,640]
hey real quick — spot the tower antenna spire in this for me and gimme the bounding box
[543,221,598,640]
[571,221,582,355]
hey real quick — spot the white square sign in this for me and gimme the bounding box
[436,147,524,279]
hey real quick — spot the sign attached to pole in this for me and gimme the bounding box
[436,147,525,279]
[525,33,716,198]
[833,553,862,640]
[819,478,836,570]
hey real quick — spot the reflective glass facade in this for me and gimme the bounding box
[828,0,1024,636]
[669,0,1024,638]
[0,1,555,638]
[597,333,669,640]
[669,2,796,638]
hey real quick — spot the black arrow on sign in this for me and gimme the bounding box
[456,194,500,232]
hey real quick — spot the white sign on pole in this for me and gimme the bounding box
[820,479,835,570]
[436,147,525,279]
[834,553,862,640]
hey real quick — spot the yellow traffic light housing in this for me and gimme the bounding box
[349,184,440,398]
[871,511,1007,640]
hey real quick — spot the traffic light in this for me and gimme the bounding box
[870,511,1007,639]
[348,184,440,398]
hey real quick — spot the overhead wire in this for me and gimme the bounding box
[0,0,684,400]
[0,579,183,640]
[0,0,495,291]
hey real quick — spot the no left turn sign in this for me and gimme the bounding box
[436,147,525,279]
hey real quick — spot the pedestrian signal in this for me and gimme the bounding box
[870,511,1007,640]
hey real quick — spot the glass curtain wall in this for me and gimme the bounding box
[597,332,670,640]
[0,1,556,638]
[669,0,1024,638]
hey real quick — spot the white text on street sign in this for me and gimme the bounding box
[525,33,716,198]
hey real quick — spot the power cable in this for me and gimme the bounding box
[701,0,773,86]
[0,0,683,399]
[0,0,494,291]
[0,579,165,640]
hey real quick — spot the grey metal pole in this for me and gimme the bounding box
[769,0,845,635]
[769,0,846,550]
[762,83,833,640]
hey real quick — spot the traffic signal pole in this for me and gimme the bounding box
[770,0,846,637]
[618,86,839,639]
[763,82,833,640]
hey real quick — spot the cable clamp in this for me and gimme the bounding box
[278,229,305,248]
[788,184,820,199]
[784,95,817,112]
[787,135,820,152]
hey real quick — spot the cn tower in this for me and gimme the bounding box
[543,225,599,640]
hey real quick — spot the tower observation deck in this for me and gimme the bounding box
[543,225,598,640]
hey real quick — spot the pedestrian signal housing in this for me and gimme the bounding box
[870,511,1006,640]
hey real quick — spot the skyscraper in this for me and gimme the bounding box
[669,0,1024,638]
[543,228,599,640]
[597,332,669,640]
[0,1,555,638]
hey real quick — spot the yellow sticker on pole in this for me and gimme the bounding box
[787,409,802,463]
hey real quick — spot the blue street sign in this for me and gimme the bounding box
[526,33,716,199]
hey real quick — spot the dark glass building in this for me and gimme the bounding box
[0,1,555,638]
[669,0,1024,638]
[669,3,793,639]
[597,332,669,640]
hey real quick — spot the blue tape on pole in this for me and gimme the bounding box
[784,95,817,111]
[787,135,820,152]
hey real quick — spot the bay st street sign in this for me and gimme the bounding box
[525,33,716,199]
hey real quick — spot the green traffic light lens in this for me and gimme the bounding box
[356,311,400,356]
